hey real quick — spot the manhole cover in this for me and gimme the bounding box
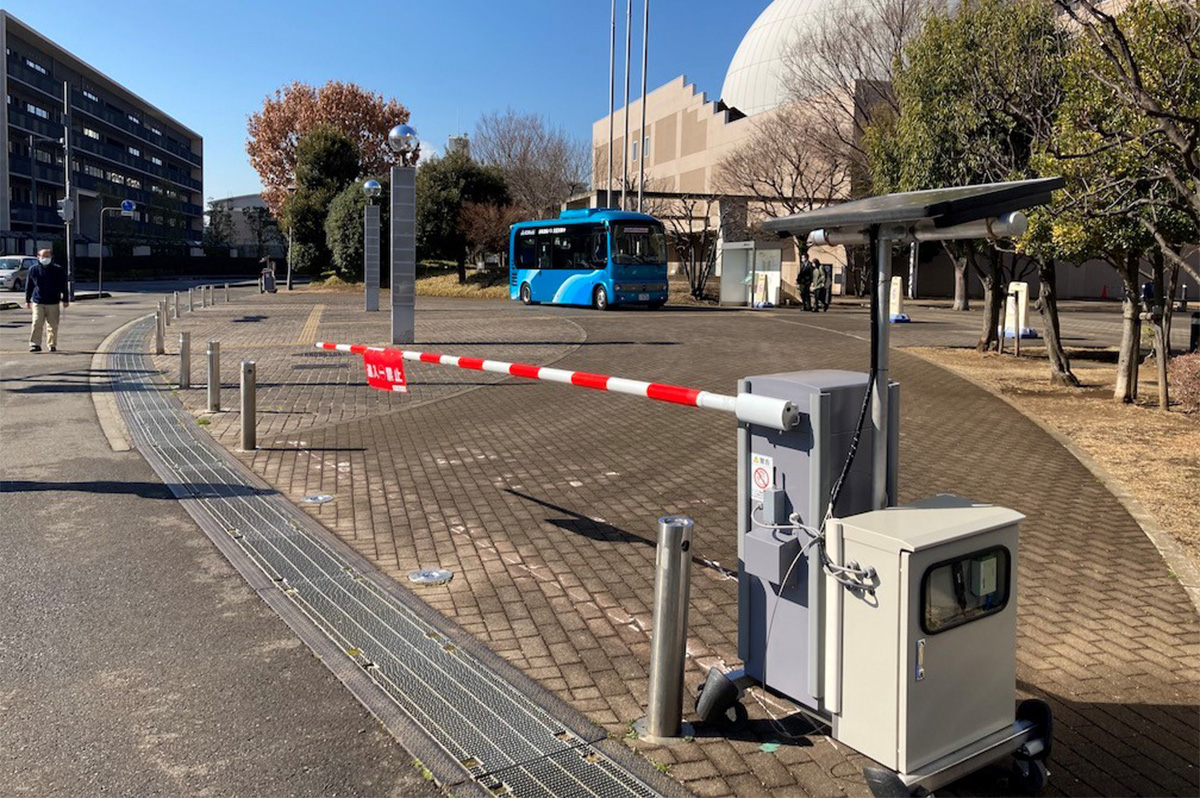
[409,568,453,585]
[302,494,333,504]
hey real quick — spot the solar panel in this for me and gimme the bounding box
[761,177,1064,237]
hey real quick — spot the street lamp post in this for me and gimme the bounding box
[387,125,419,345]
[362,179,382,312]
[285,184,297,291]
[98,200,135,299]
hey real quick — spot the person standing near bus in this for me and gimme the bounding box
[810,259,827,312]
[822,260,834,311]
[799,254,814,311]
[25,248,69,352]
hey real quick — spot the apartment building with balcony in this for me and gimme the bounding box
[1,11,203,253]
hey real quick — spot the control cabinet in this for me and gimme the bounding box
[826,495,1023,773]
[737,370,898,708]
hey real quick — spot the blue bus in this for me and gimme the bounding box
[509,208,669,310]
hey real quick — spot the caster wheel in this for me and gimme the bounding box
[1017,698,1053,761]
[1012,759,1047,795]
[862,767,914,797]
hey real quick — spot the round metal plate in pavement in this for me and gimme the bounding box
[409,568,453,585]
[302,494,333,504]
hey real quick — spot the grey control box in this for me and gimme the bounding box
[737,370,898,709]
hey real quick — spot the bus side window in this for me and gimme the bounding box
[591,229,608,268]
[537,230,553,269]
[516,232,536,267]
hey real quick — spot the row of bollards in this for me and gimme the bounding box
[158,283,256,450]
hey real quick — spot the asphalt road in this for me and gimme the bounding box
[0,291,436,796]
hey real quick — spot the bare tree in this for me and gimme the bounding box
[460,201,523,267]
[642,190,727,300]
[474,109,590,217]
[780,0,945,190]
[715,104,851,216]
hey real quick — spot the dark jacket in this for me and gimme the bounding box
[25,262,69,305]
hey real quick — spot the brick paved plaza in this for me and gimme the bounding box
[152,290,1199,797]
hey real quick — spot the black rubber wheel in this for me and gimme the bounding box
[862,767,914,797]
[519,283,533,305]
[593,285,610,311]
[1012,759,1047,795]
[1016,698,1053,761]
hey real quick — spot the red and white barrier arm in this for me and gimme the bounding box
[316,341,800,432]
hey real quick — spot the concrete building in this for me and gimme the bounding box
[208,193,286,259]
[588,0,1197,303]
[1,12,203,255]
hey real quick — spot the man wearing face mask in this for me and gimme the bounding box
[24,248,69,353]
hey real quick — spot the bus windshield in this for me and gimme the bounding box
[612,223,667,265]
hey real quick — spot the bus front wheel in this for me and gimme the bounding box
[520,284,534,305]
[593,286,611,311]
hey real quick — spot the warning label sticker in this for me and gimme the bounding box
[751,453,774,501]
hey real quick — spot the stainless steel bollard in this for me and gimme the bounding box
[644,515,694,740]
[174,291,180,319]
[162,298,170,326]
[154,308,165,354]
[240,360,256,451]
[188,287,194,312]
[206,341,220,412]
[225,283,230,303]
[204,285,211,308]
[179,332,191,389]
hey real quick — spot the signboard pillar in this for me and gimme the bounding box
[889,275,909,323]
[390,166,416,344]
[364,203,380,312]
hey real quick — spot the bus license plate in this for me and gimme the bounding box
[638,293,650,301]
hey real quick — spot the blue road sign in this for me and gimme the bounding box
[121,199,136,212]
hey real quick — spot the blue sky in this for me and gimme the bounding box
[7,0,767,200]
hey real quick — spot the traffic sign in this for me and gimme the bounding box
[120,199,135,212]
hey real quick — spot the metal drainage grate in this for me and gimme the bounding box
[109,317,666,798]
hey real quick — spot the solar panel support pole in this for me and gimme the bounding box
[872,231,891,511]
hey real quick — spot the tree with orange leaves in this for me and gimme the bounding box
[247,81,410,216]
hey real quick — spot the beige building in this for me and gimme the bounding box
[585,0,859,303]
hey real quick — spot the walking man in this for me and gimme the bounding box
[810,259,827,312]
[25,248,69,352]
[799,254,814,311]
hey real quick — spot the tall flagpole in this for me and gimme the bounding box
[622,0,632,211]
[638,0,649,213]
[608,0,616,209]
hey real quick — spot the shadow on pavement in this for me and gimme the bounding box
[1,479,278,499]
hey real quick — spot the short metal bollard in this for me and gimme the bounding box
[163,298,171,326]
[636,515,695,742]
[173,291,180,319]
[225,283,230,303]
[188,287,195,312]
[240,360,256,451]
[204,285,211,308]
[206,341,220,412]
[179,332,191,389]
[154,307,165,354]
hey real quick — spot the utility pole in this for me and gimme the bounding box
[608,0,616,209]
[62,81,75,300]
[638,0,649,213]
[622,0,632,211]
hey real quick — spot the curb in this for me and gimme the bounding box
[90,315,141,452]
[907,351,1200,618]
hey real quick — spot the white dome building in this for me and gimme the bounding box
[720,0,824,117]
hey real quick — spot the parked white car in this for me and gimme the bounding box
[0,256,35,292]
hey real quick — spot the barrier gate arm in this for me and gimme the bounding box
[316,342,801,432]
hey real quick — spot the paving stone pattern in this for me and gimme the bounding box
[153,291,1199,797]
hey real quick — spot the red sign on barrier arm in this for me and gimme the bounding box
[363,348,408,392]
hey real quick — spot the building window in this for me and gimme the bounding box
[83,127,100,140]
[151,184,163,194]
[127,177,142,189]
[150,126,161,136]
[128,113,141,125]
[631,140,639,161]
[151,156,163,166]
[108,172,126,186]
[26,102,50,120]
[83,89,99,102]
[24,58,48,75]
[644,135,650,160]
[129,146,140,157]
